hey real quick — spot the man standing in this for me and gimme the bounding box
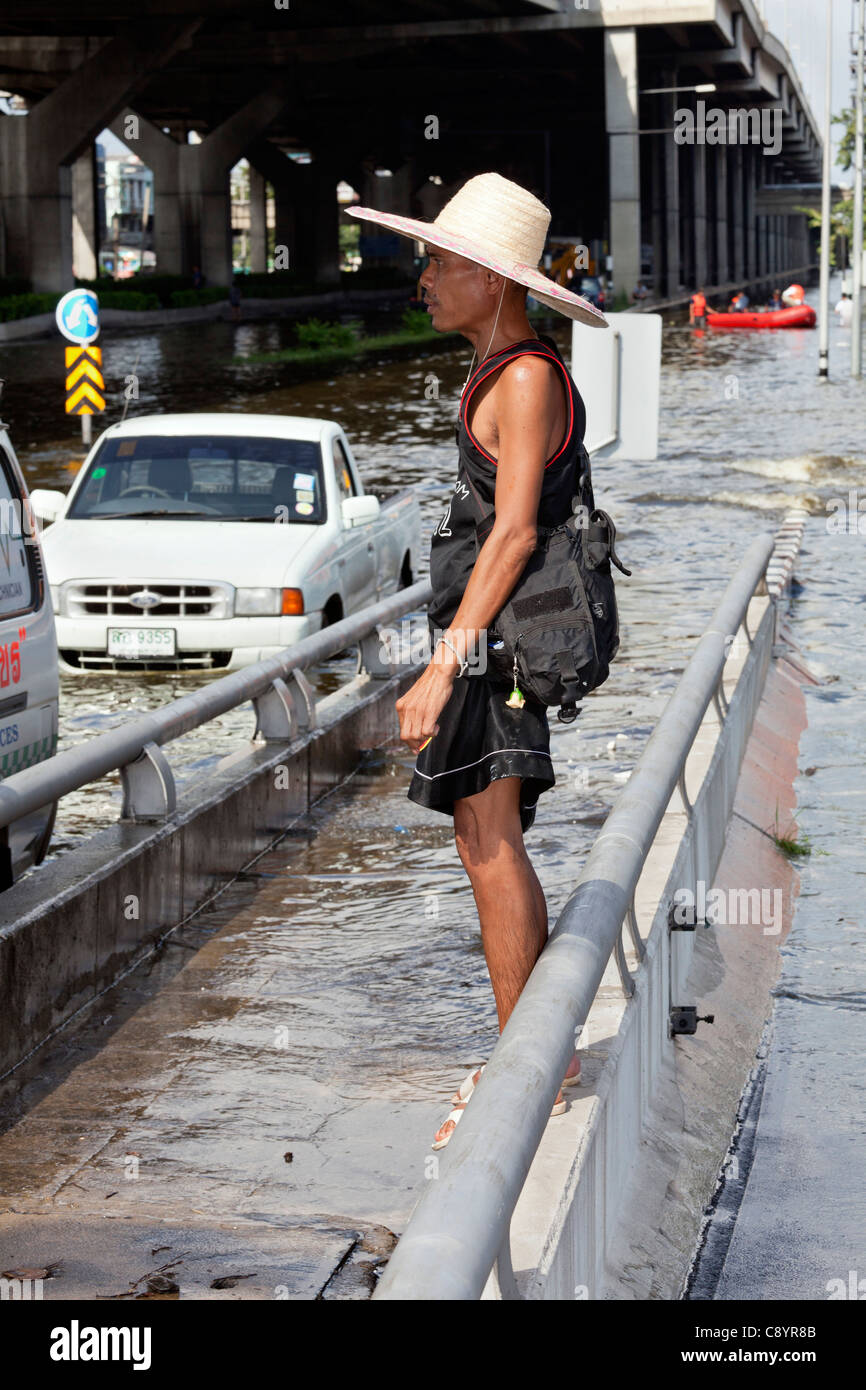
[348,174,608,1148]
[690,288,707,327]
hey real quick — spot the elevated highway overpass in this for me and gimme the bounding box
[0,2,822,299]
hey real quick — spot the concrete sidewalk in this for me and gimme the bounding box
[0,759,467,1300]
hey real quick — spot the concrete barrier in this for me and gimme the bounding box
[0,668,415,1082]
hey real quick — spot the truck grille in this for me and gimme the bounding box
[59,649,233,672]
[64,581,232,619]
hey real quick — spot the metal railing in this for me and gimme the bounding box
[0,580,431,829]
[374,531,783,1300]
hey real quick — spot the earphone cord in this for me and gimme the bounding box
[461,280,507,394]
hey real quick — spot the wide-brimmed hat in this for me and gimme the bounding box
[347,172,608,328]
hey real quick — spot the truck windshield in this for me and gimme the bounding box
[67,435,326,523]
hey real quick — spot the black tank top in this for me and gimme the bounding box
[428,334,587,631]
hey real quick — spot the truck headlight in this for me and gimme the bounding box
[235,587,280,615]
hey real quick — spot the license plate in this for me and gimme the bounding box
[107,627,176,658]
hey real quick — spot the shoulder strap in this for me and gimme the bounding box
[462,337,592,537]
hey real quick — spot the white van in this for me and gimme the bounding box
[0,417,59,885]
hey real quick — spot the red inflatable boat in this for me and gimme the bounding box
[705,305,817,329]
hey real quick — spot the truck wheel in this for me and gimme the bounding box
[321,597,343,628]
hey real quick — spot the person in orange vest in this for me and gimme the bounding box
[782,283,805,306]
[689,288,707,327]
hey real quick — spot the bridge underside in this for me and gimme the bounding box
[0,2,823,297]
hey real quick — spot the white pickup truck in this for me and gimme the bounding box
[31,413,421,674]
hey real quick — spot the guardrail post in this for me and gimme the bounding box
[120,741,176,823]
[614,925,635,996]
[253,672,317,741]
[357,629,392,678]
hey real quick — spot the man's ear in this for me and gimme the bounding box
[483,270,505,298]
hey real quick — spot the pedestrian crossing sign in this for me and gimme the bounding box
[65,346,105,415]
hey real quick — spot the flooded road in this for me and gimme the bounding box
[6,290,863,855]
[0,285,864,1297]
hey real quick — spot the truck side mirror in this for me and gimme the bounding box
[341,494,380,527]
[29,488,67,524]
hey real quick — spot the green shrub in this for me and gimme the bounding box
[98,290,161,311]
[0,292,56,322]
[294,318,358,350]
[240,271,318,298]
[400,307,432,335]
[343,266,414,290]
[75,273,196,302]
[168,287,229,308]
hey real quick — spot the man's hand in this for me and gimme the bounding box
[396,659,457,754]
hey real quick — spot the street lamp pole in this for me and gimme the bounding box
[853,0,866,378]
[818,0,833,378]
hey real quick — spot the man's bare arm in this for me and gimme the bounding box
[395,357,562,752]
[446,356,562,654]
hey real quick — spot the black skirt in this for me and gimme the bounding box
[407,674,555,833]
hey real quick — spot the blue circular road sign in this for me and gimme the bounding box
[56,288,100,344]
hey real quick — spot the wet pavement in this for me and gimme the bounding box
[706,523,866,1300]
[0,284,864,1297]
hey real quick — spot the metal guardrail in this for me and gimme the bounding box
[374,531,782,1301]
[0,579,432,829]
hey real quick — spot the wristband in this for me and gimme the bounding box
[437,634,468,677]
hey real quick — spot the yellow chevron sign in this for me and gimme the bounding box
[65,345,105,414]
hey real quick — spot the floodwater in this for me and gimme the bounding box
[5,292,863,854]
[0,283,864,1297]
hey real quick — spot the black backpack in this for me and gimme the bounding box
[467,444,630,722]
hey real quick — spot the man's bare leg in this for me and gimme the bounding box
[433,778,579,1147]
[454,777,544,1025]
[453,776,579,1076]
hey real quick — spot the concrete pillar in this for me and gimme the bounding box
[785,216,792,272]
[0,22,198,292]
[356,162,415,277]
[692,142,708,290]
[663,86,681,296]
[112,86,288,285]
[745,147,758,280]
[604,28,641,305]
[249,168,267,273]
[715,145,730,286]
[311,158,341,287]
[650,115,666,299]
[108,112,186,275]
[247,138,298,273]
[730,144,745,283]
[71,147,98,281]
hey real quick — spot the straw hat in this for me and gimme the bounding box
[347,172,608,328]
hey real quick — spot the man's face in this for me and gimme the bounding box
[418,246,490,333]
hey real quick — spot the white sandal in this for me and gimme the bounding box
[450,1064,485,1107]
[432,1104,466,1150]
[432,1093,567,1151]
